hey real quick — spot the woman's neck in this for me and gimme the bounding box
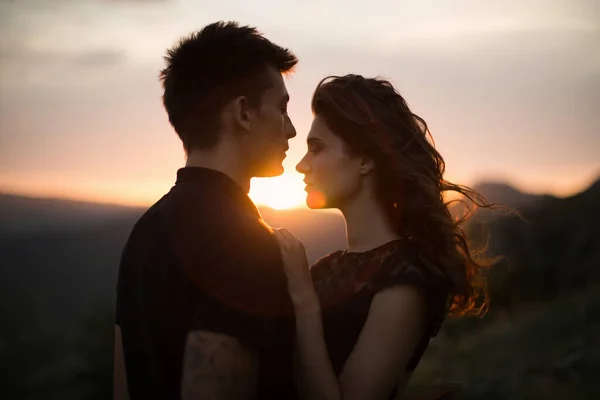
[340,191,400,253]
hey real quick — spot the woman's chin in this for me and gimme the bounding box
[306,191,327,209]
[306,202,321,210]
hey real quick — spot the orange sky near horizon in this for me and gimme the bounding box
[1,162,598,210]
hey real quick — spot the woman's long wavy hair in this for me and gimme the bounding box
[312,75,498,317]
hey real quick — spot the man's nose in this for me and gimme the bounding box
[285,115,297,139]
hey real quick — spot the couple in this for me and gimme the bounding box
[114,21,489,400]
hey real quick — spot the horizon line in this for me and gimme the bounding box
[0,188,313,211]
[1,174,598,211]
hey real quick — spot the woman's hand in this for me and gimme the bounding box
[273,228,319,310]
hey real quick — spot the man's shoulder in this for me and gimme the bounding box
[130,185,238,233]
[122,184,280,268]
[149,185,276,252]
[168,183,255,224]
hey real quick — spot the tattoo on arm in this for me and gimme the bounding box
[181,331,258,400]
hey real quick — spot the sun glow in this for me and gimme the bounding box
[249,172,308,210]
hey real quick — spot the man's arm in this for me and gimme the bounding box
[113,325,129,400]
[181,331,259,400]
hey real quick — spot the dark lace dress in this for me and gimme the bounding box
[311,239,448,400]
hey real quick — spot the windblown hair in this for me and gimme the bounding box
[160,21,298,151]
[312,74,499,317]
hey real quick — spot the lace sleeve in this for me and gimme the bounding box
[372,250,430,292]
[372,248,448,338]
[310,251,343,281]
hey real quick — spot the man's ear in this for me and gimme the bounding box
[232,95,252,132]
[359,156,376,175]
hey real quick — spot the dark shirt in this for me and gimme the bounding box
[116,167,296,399]
[311,239,448,400]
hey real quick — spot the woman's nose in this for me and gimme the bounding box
[296,153,309,174]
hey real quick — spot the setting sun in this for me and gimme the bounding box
[249,172,308,210]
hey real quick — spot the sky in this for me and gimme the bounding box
[0,0,598,208]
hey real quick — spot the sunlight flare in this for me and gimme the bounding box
[249,173,307,210]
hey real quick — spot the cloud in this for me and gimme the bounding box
[0,48,124,67]
[0,46,126,90]
[103,0,172,2]
[0,0,171,3]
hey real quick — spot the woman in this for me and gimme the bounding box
[274,75,493,400]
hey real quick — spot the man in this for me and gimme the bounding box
[114,21,298,399]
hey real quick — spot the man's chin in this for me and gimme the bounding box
[254,164,284,178]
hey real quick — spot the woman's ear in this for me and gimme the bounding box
[359,156,375,175]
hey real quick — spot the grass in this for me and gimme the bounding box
[404,287,600,399]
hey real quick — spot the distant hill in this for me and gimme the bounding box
[0,194,144,236]
[448,181,556,223]
[472,181,553,208]
[470,177,600,307]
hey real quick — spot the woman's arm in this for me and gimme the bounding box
[274,229,428,400]
[293,295,339,400]
[294,286,428,400]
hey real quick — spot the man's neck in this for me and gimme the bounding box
[185,143,251,193]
